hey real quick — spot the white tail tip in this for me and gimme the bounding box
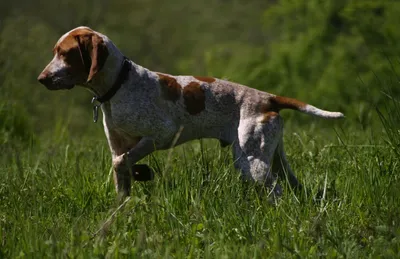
[303,105,345,119]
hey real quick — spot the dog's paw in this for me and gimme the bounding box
[113,155,154,181]
[132,164,154,181]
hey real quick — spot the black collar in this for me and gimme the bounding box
[91,58,131,123]
[93,58,131,104]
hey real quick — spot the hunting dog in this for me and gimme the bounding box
[38,27,344,198]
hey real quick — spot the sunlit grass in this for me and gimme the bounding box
[1,106,399,258]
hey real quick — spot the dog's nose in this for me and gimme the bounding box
[37,73,51,85]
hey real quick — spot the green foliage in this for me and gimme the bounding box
[204,0,400,125]
[0,101,33,144]
[2,0,399,134]
[377,91,400,159]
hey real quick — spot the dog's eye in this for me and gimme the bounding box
[58,49,67,58]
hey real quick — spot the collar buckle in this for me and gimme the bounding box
[91,97,101,123]
[89,58,130,123]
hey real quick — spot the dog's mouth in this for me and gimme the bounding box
[38,75,75,90]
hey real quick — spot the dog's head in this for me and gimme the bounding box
[37,26,109,90]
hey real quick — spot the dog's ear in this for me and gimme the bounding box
[76,33,109,83]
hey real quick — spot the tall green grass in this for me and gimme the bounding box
[1,94,399,258]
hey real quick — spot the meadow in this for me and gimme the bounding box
[1,91,399,257]
[1,0,400,257]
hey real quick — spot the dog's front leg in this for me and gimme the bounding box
[113,137,157,197]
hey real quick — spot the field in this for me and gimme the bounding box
[1,95,399,257]
[1,0,400,257]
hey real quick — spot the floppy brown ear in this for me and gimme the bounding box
[76,33,109,83]
[87,34,109,82]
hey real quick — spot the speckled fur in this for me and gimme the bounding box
[38,27,344,198]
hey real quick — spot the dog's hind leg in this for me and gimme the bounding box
[272,137,302,191]
[232,116,283,196]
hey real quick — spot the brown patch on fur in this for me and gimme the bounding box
[271,96,307,111]
[55,34,87,80]
[259,103,272,113]
[157,73,182,102]
[183,82,206,115]
[194,76,216,83]
[55,28,109,82]
[260,111,279,123]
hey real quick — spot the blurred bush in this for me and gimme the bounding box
[0,0,398,143]
[204,0,400,125]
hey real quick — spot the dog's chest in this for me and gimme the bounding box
[101,96,174,140]
[104,105,149,133]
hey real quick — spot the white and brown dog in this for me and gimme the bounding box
[38,26,344,198]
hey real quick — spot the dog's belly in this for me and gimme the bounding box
[104,94,240,149]
[169,111,238,146]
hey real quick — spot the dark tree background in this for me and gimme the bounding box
[1,0,399,144]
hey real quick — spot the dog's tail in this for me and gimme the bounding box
[271,95,344,119]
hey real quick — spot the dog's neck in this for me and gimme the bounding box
[82,38,153,103]
[84,42,125,98]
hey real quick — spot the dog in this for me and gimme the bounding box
[38,26,344,198]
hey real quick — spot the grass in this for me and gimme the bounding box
[1,101,400,258]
